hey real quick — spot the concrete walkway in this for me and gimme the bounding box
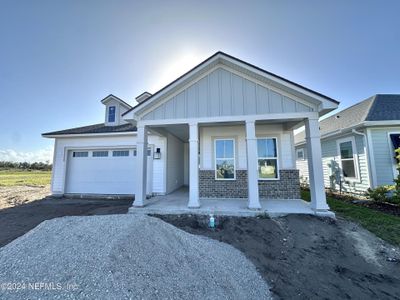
[129,187,335,217]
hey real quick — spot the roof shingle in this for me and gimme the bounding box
[294,94,400,144]
[42,123,137,136]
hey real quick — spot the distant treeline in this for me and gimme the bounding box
[0,161,52,171]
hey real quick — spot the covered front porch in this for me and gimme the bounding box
[129,187,334,217]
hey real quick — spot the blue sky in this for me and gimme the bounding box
[0,0,399,162]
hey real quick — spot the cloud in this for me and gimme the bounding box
[0,146,54,163]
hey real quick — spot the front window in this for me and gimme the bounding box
[257,138,278,179]
[215,139,235,180]
[108,106,116,122]
[339,140,357,178]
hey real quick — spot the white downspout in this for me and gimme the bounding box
[352,129,373,189]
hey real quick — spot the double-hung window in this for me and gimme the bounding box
[215,139,235,180]
[108,106,116,123]
[338,139,358,179]
[257,138,279,179]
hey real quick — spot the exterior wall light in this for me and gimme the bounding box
[153,148,161,159]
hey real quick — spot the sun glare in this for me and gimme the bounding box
[150,51,206,92]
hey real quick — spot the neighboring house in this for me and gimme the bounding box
[43,51,339,213]
[295,94,400,194]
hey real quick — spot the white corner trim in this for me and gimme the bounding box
[365,128,378,188]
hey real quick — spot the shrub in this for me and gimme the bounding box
[365,185,394,202]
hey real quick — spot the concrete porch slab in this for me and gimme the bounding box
[129,188,335,218]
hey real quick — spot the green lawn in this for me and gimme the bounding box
[0,169,52,187]
[301,190,400,246]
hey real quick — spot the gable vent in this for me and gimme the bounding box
[136,92,152,103]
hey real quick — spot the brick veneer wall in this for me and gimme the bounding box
[199,169,300,199]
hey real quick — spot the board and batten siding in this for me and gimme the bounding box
[296,133,370,194]
[51,135,166,195]
[368,126,400,186]
[200,124,295,171]
[141,67,315,121]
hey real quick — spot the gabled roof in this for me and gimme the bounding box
[294,94,400,144]
[101,94,132,109]
[123,51,339,118]
[42,123,137,137]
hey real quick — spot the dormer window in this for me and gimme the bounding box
[108,106,116,123]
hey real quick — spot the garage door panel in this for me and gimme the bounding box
[65,149,152,195]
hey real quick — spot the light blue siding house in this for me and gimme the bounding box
[295,94,400,194]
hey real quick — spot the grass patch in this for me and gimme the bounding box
[301,190,400,246]
[0,169,52,187]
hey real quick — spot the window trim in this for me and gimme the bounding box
[257,137,280,181]
[214,138,236,180]
[296,148,305,161]
[387,132,400,180]
[108,106,116,123]
[336,136,359,181]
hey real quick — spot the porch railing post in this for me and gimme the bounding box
[188,122,200,208]
[245,120,261,209]
[134,125,148,207]
[305,117,329,211]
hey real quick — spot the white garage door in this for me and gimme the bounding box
[65,148,152,195]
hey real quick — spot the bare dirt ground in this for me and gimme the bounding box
[0,185,51,209]
[0,187,132,247]
[157,214,400,300]
[1,186,399,299]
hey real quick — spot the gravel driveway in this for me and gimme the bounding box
[0,214,272,300]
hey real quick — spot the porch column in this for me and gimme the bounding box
[245,120,261,209]
[188,122,200,208]
[134,125,148,207]
[305,117,329,211]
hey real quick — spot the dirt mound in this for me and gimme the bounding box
[158,214,400,299]
[0,214,272,299]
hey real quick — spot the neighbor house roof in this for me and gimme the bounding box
[42,123,137,137]
[122,51,339,117]
[294,94,400,144]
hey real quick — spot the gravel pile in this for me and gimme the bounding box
[0,214,271,299]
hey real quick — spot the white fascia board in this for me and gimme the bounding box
[101,95,132,109]
[42,132,137,139]
[138,111,319,127]
[364,121,400,127]
[294,123,366,146]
